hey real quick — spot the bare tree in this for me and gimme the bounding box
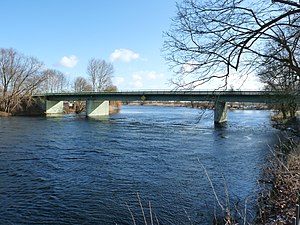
[0,48,44,114]
[74,76,92,92]
[40,69,67,93]
[163,0,300,89]
[259,41,299,93]
[73,76,92,113]
[105,84,118,92]
[87,58,113,91]
[258,42,299,118]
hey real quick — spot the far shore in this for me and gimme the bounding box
[124,101,270,110]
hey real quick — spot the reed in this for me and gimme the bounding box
[127,193,160,225]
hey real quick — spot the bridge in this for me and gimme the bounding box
[34,90,299,124]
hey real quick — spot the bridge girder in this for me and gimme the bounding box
[34,91,300,104]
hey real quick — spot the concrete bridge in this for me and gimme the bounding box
[34,91,299,124]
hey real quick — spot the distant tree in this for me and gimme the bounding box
[74,76,92,92]
[87,58,113,91]
[40,69,67,93]
[0,48,44,114]
[105,84,118,92]
[164,0,300,89]
[73,76,92,114]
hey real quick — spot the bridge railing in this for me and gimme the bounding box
[35,90,269,96]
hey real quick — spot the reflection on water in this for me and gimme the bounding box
[0,106,278,224]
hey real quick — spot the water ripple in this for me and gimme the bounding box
[0,106,278,224]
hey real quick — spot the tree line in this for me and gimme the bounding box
[0,47,115,114]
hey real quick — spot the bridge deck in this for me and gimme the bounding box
[34,91,299,103]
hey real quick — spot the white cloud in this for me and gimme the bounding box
[230,74,264,90]
[131,71,164,81]
[112,76,125,86]
[110,49,139,62]
[176,62,264,91]
[132,74,142,81]
[59,55,78,68]
[194,73,264,91]
[145,71,164,80]
[130,73,143,88]
[127,71,166,89]
[181,60,199,73]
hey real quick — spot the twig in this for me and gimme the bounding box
[155,214,160,225]
[198,158,224,211]
[137,192,148,225]
[243,198,248,225]
[268,144,291,174]
[149,201,153,225]
[126,202,137,225]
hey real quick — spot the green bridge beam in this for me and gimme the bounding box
[33,91,300,103]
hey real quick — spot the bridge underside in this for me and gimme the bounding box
[38,90,299,125]
[45,100,64,115]
[45,99,228,124]
[45,100,109,117]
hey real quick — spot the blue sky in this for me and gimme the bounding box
[1,0,178,90]
[1,0,262,91]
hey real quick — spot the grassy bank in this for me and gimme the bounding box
[257,133,300,224]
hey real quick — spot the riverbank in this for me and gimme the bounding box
[257,118,300,224]
[0,111,11,116]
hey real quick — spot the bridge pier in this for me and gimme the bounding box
[45,100,64,115]
[86,100,109,117]
[214,101,227,124]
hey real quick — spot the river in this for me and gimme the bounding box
[0,105,279,224]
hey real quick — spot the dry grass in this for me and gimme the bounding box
[199,160,252,225]
[126,193,160,225]
[257,137,300,224]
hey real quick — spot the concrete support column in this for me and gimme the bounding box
[45,100,64,115]
[214,101,227,124]
[86,100,109,117]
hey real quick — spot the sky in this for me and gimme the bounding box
[0,0,263,91]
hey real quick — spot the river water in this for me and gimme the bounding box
[0,105,279,224]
